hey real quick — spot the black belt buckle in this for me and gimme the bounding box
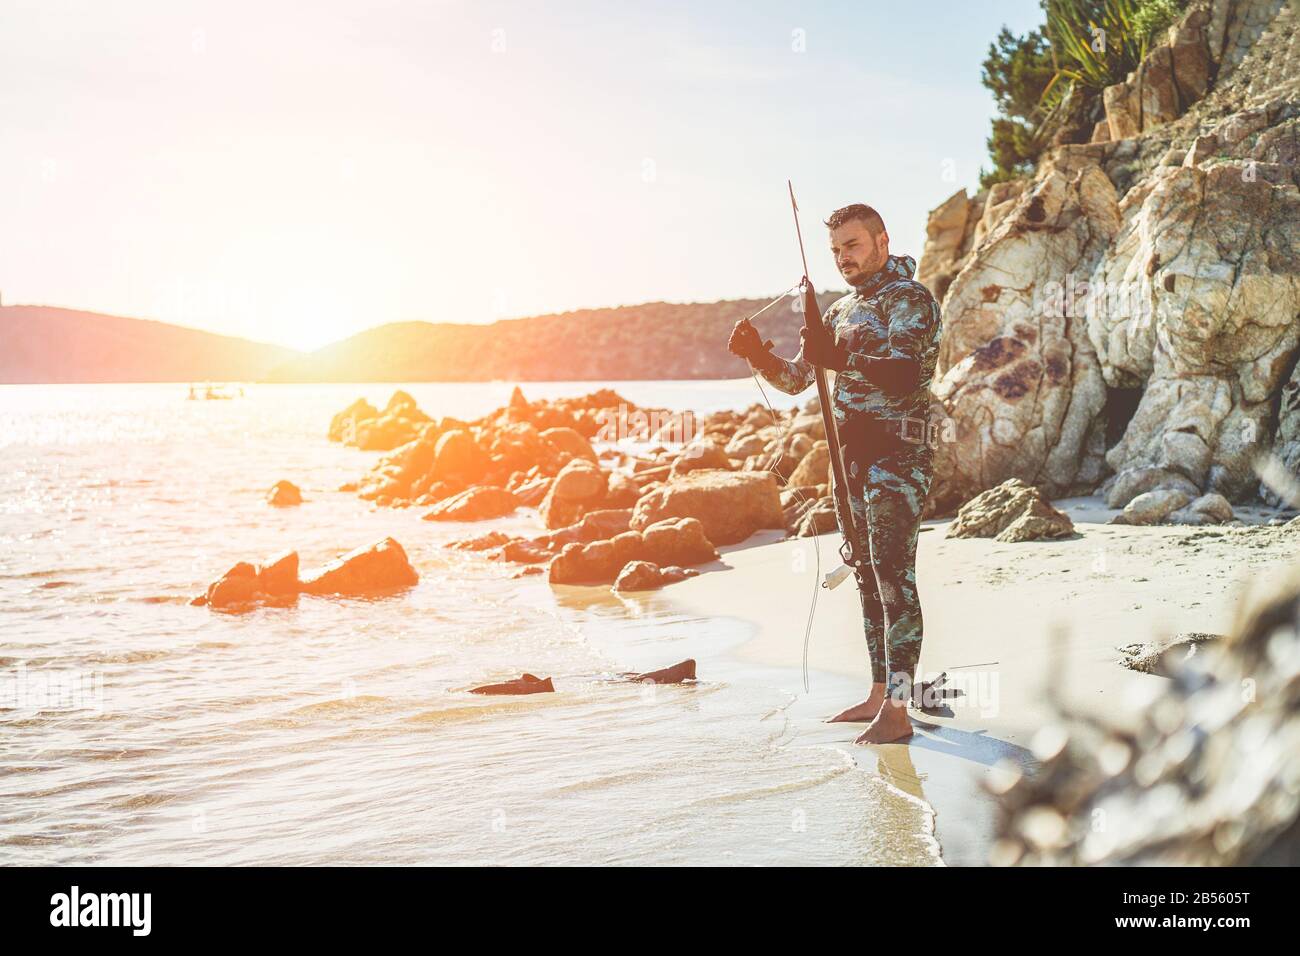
[898,415,927,446]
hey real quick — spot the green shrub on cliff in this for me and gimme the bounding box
[980,0,1188,187]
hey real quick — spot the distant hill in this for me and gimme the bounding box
[264,292,845,383]
[0,306,301,384]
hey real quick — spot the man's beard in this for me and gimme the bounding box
[842,250,883,287]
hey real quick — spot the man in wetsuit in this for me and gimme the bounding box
[727,203,941,744]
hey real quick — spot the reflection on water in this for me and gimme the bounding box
[0,382,936,865]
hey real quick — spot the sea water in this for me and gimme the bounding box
[0,382,936,865]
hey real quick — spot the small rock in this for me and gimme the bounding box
[1118,632,1222,675]
[628,659,697,683]
[469,673,554,695]
[614,560,666,592]
[266,480,302,507]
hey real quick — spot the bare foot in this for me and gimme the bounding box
[826,683,886,723]
[854,699,914,744]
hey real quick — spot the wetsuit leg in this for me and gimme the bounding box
[843,483,887,683]
[861,450,933,698]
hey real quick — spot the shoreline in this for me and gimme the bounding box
[639,496,1299,864]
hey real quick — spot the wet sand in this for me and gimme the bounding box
[660,495,1300,864]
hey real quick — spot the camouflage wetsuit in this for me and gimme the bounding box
[751,254,941,697]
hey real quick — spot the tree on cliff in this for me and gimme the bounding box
[980,0,1189,187]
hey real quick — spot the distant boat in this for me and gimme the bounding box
[187,383,242,401]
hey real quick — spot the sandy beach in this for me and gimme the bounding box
[652,496,1300,865]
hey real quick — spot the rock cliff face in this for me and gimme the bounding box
[920,0,1300,516]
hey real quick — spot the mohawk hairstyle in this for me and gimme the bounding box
[825,203,886,237]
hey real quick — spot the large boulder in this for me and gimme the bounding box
[640,517,719,566]
[913,1,1300,518]
[539,458,608,529]
[787,440,830,487]
[630,471,784,545]
[1090,163,1300,506]
[1168,492,1236,525]
[299,537,419,596]
[669,441,732,477]
[202,561,260,610]
[422,486,519,522]
[540,427,596,464]
[1118,487,1190,526]
[548,532,645,585]
[929,164,1121,514]
[354,412,423,451]
[947,478,1074,543]
[487,423,547,474]
[724,432,768,459]
[328,398,378,443]
[433,429,489,483]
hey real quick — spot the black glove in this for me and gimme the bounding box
[728,318,776,365]
[800,325,850,371]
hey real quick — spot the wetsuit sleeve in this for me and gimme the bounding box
[750,349,815,395]
[747,301,827,394]
[843,287,940,395]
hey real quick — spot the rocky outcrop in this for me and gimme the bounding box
[548,518,718,585]
[921,0,1300,516]
[946,479,1075,542]
[330,391,431,451]
[915,189,984,302]
[192,538,417,610]
[1091,160,1300,507]
[630,471,784,545]
[328,398,378,443]
[928,164,1121,513]
[1263,360,1300,505]
[342,389,641,510]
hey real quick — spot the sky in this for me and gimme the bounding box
[1,0,1044,350]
